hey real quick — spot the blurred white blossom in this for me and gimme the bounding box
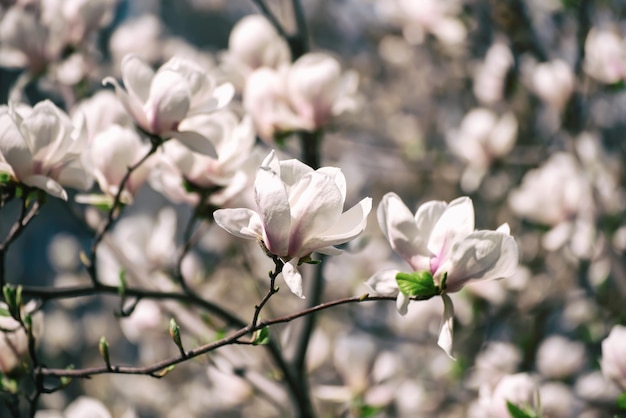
[222,14,291,89]
[584,28,626,84]
[478,373,540,418]
[446,108,518,192]
[600,324,626,391]
[536,335,586,379]
[473,42,514,105]
[530,59,575,111]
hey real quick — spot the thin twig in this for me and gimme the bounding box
[86,142,159,286]
[250,0,289,40]
[38,294,423,379]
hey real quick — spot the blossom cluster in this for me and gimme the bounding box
[0,1,625,417]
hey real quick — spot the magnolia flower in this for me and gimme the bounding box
[584,28,626,84]
[473,42,514,105]
[222,14,291,88]
[508,152,595,256]
[367,193,518,357]
[0,6,63,72]
[244,52,359,140]
[150,111,256,206]
[286,53,359,130]
[446,108,517,192]
[71,90,133,142]
[0,100,92,200]
[377,0,466,45]
[530,59,575,111]
[214,151,372,298]
[61,0,118,46]
[600,324,626,391]
[536,335,586,379]
[478,373,540,418]
[77,125,154,204]
[104,54,234,156]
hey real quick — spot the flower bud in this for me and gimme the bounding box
[601,325,626,391]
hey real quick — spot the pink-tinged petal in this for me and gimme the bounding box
[365,269,400,296]
[255,166,291,256]
[102,76,150,131]
[414,200,447,250]
[213,208,263,240]
[299,197,372,255]
[427,196,475,257]
[438,294,456,360]
[171,131,217,158]
[0,113,32,178]
[55,159,93,191]
[145,71,191,134]
[444,230,519,292]
[377,193,424,268]
[22,174,67,200]
[282,259,305,298]
[288,172,344,256]
[120,54,154,103]
[278,158,313,187]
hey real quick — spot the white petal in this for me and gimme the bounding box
[427,196,475,257]
[445,230,519,292]
[282,259,305,298]
[300,197,372,255]
[255,166,291,256]
[365,269,400,296]
[102,76,150,131]
[172,130,217,158]
[288,172,344,255]
[120,54,154,103]
[437,294,456,360]
[277,157,313,187]
[0,112,32,178]
[377,193,424,268]
[145,70,191,133]
[213,208,262,240]
[396,292,411,316]
[23,174,67,200]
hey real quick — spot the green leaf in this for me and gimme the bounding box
[0,307,10,317]
[118,269,127,297]
[395,271,436,297]
[617,392,626,410]
[506,401,535,418]
[252,326,270,345]
[0,172,11,183]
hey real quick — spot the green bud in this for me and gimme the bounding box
[99,337,111,369]
[169,318,185,356]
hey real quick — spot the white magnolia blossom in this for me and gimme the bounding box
[214,151,372,298]
[584,28,626,84]
[150,110,256,207]
[244,52,359,140]
[222,14,291,88]
[61,0,118,46]
[535,335,586,379]
[71,90,133,142]
[0,5,63,72]
[446,108,518,192]
[473,42,514,105]
[530,59,575,110]
[367,193,518,357]
[377,0,466,45]
[508,152,595,256]
[78,124,154,204]
[108,15,163,69]
[600,324,626,391]
[0,100,93,200]
[478,373,540,418]
[104,54,235,156]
